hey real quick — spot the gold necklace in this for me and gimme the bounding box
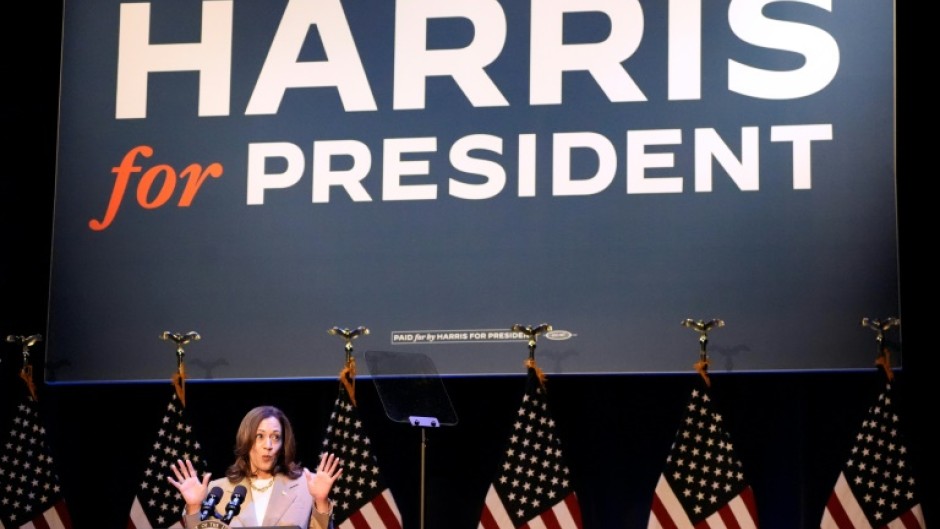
[249,477,274,493]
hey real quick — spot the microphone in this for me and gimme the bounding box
[199,486,224,521]
[221,485,247,524]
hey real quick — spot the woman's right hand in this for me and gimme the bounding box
[167,459,211,513]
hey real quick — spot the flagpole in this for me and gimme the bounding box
[1,333,75,529]
[128,332,208,529]
[819,316,923,529]
[861,316,900,381]
[325,328,406,529]
[681,318,724,386]
[161,330,201,406]
[476,322,584,529]
[5,334,43,400]
[647,318,759,529]
[328,326,369,406]
[511,323,551,384]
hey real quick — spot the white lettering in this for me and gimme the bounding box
[116,1,233,118]
[114,0,841,117]
[728,0,839,99]
[449,135,506,200]
[382,137,438,200]
[518,134,538,197]
[531,0,646,105]
[246,0,376,114]
[247,142,305,204]
[771,123,833,189]
[246,125,828,203]
[394,0,508,110]
[627,129,684,194]
[694,127,760,192]
[312,140,373,203]
[668,0,702,100]
[553,132,617,196]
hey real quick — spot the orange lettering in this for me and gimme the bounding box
[88,146,224,231]
[178,163,224,206]
[90,145,153,231]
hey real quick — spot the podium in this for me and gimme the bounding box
[364,350,458,529]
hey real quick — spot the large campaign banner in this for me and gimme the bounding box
[48,0,897,383]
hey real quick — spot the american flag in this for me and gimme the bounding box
[819,382,926,529]
[127,391,209,529]
[320,383,403,529]
[648,384,759,529]
[0,395,73,529]
[478,368,583,529]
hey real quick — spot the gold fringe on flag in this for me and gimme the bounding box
[340,356,357,406]
[861,317,899,382]
[19,364,38,401]
[525,357,547,387]
[694,358,711,387]
[875,346,894,381]
[172,361,187,406]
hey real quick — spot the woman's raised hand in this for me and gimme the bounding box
[167,459,211,510]
[304,452,343,506]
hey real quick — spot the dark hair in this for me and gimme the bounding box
[225,405,303,482]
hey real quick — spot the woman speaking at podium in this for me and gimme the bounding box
[168,405,343,528]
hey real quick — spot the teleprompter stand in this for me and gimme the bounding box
[364,350,458,529]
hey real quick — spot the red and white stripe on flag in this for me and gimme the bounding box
[336,488,403,529]
[820,473,926,529]
[478,485,582,529]
[648,474,759,529]
[16,500,72,529]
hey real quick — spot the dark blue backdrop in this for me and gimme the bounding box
[48,0,898,382]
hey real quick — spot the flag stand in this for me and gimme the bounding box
[364,349,458,529]
[646,317,760,529]
[324,326,404,529]
[131,329,210,529]
[475,323,584,529]
[1,333,75,529]
[818,316,924,529]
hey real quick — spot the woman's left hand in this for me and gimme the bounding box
[304,452,343,509]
